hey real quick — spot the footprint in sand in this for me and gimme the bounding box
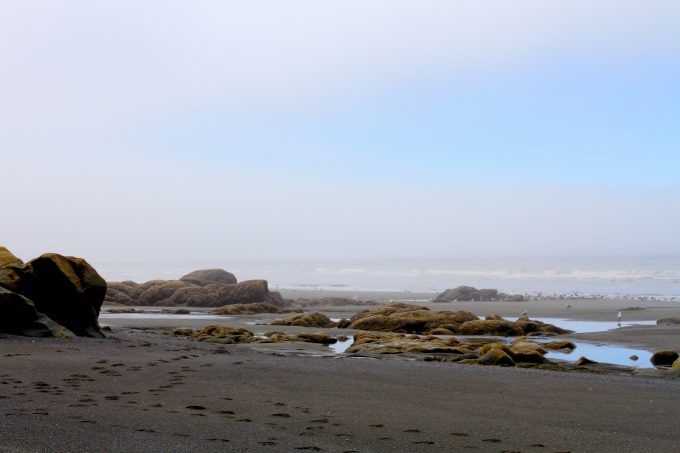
[403,429,421,433]
[186,405,206,410]
[295,447,322,451]
[368,424,384,428]
[258,441,278,446]
[482,438,502,443]
[236,418,252,422]
[271,413,291,418]
[450,432,470,437]
[412,441,435,445]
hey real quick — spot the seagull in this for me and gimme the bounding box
[617,311,622,325]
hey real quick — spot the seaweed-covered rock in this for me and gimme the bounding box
[271,312,336,328]
[477,348,515,366]
[346,331,466,354]
[575,356,598,365]
[346,302,568,337]
[192,325,255,344]
[179,269,237,286]
[457,319,523,336]
[543,340,576,350]
[651,350,679,366]
[348,303,478,334]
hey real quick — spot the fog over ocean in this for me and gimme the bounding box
[96,256,680,298]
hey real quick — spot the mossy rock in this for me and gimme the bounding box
[477,348,515,366]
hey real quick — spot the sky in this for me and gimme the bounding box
[1,1,679,263]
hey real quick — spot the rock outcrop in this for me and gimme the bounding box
[0,248,106,338]
[433,286,524,302]
[346,302,570,336]
[106,272,285,308]
[271,312,337,328]
[345,332,556,367]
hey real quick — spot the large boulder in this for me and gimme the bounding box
[179,269,237,286]
[18,254,107,337]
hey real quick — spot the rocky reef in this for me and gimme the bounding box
[174,325,337,345]
[434,286,524,302]
[0,246,106,338]
[346,302,570,336]
[106,271,285,308]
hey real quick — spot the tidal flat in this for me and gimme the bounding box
[2,291,680,452]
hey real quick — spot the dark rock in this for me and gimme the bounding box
[651,350,679,366]
[656,317,680,325]
[0,287,74,338]
[179,269,237,286]
[16,253,107,337]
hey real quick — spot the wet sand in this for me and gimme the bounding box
[2,294,680,452]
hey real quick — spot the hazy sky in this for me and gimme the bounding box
[2,1,679,262]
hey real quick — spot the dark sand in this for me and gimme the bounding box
[3,294,680,452]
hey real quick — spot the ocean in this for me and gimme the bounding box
[95,256,680,299]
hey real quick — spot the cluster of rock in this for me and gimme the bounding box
[656,317,680,326]
[434,286,524,302]
[0,247,106,338]
[271,312,339,328]
[106,269,286,308]
[347,331,576,367]
[173,325,337,345]
[342,302,570,336]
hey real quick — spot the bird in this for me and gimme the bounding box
[617,311,622,325]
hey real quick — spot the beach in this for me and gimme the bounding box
[2,292,680,452]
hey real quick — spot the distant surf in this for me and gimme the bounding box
[96,256,680,299]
